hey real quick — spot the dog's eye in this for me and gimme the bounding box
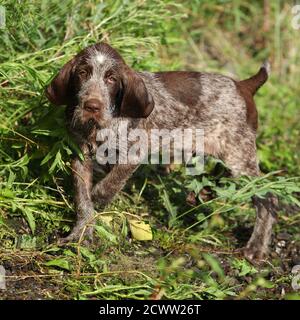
[78,70,87,77]
[106,75,117,84]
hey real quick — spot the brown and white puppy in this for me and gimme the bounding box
[46,43,277,262]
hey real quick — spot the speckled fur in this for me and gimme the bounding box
[46,43,276,262]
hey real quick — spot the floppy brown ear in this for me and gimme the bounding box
[120,67,154,118]
[45,58,76,106]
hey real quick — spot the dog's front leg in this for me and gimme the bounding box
[92,164,139,207]
[243,193,278,262]
[60,151,94,243]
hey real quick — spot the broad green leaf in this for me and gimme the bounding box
[203,253,224,280]
[22,207,36,234]
[0,188,14,199]
[45,258,70,271]
[94,225,118,244]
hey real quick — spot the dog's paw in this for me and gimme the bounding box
[242,246,268,266]
[58,226,95,245]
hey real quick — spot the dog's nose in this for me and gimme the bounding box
[83,99,102,113]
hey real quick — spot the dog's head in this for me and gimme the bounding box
[46,43,154,128]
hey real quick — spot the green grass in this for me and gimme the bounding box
[0,0,299,300]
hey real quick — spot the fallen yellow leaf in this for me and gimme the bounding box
[128,219,153,241]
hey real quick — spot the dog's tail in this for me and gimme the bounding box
[239,61,270,96]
